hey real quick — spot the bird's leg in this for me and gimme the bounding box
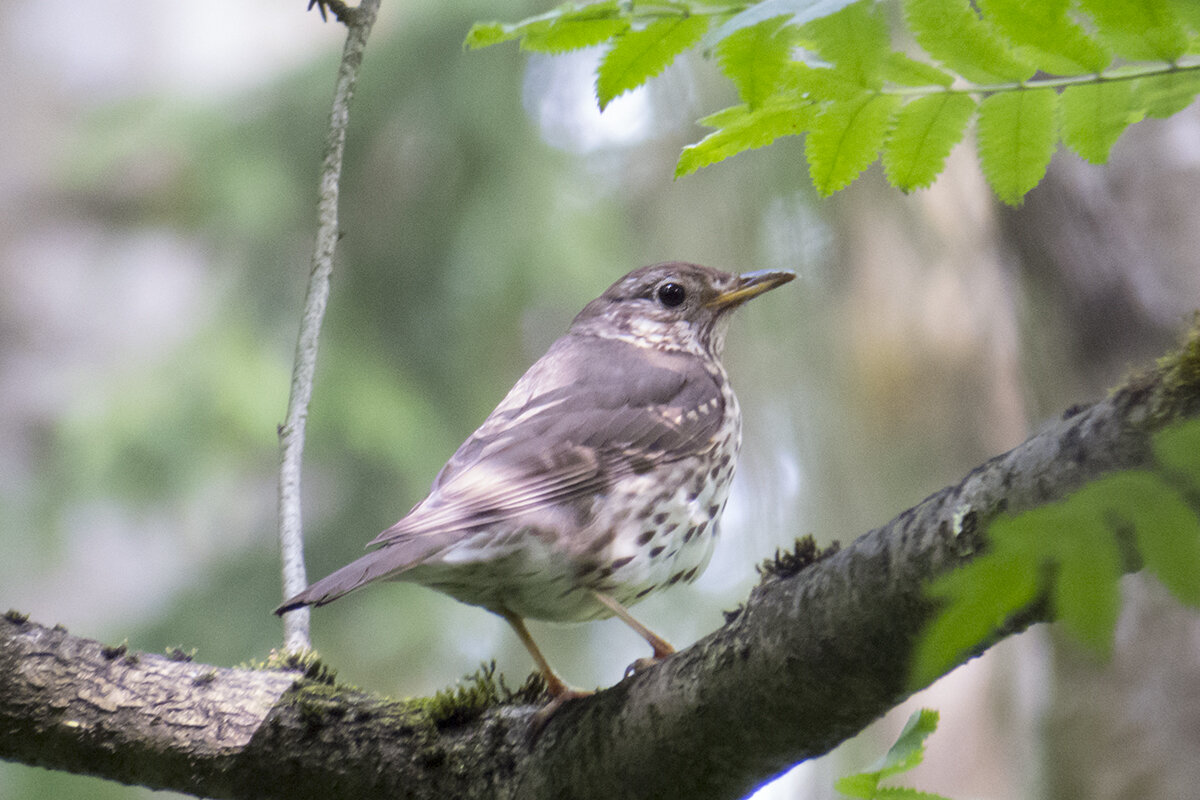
[499,610,589,700]
[500,610,592,732]
[591,590,675,675]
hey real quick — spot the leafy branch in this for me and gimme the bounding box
[467,0,1200,204]
[913,414,1200,686]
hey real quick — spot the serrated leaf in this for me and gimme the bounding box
[836,773,881,799]
[806,93,900,195]
[911,547,1040,687]
[915,426,1200,693]
[976,88,1058,206]
[835,710,951,800]
[1105,470,1200,607]
[596,15,709,109]
[521,3,630,54]
[465,3,574,50]
[716,16,795,108]
[466,2,625,50]
[1081,0,1188,61]
[789,60,865,102]
[800,0,890,88]
[883,92,975,191]
[904,0,1035,84]
[677,100,813,176]
[704,0,860,49]
[465,22,522,50]
[1061,81,1144,163]
[873,709,939,779]
[872,788,955,800]
[881,52,954,89]
[1132,69,1200,119]
[979,0,1110,74]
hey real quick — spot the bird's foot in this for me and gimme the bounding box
[623,654,667,678]
[530,687,593,735]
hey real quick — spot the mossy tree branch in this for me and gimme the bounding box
[2,322,1197,799]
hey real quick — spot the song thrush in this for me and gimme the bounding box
[277,262,794,701]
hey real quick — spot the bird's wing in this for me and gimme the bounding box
[367,335,725,546]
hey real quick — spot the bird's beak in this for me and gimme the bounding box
[706,269,796,310]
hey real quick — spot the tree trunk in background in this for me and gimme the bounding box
[1001,108,1200,800]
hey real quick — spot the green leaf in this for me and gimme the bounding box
[914,417,1200,691]
[521,3,630,53]
[465,3,578,50]
[806,93,900,195]
[976,88,1058,206]
[1061,81,1144,163]
[872,789,954,800]
[1103,471,1200,607]
[881,52,954,89]
[1132,69,1200,119]
[836,773,882,799]
[465,2,628,50]
[1168,0,1200,32]
[597,15,709,109]
[677,100,813,177]
[465,22,522,50]
[1081,0,1188,61]
[836,709,952,800]
[912,547,1040,687]
[704,0,860,49]
[1154,418,1200,480]
[1047,498,1122,654]
[978,0,1110,74]
[883,92,975,191]
[872,708,940,779]
[716,16,796,108]
[790,59,867,102]
[903,0,1035,84]
[800,0,891,88]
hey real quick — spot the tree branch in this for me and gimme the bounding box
[277,0,382,652]
[3,322,1197,799]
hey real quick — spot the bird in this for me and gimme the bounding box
[277,262,794,705]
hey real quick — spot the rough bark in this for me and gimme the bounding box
[1,323,1197,800]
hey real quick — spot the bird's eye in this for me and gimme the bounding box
[656,282,686,308]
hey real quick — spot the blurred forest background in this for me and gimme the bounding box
[3,1,1200,799]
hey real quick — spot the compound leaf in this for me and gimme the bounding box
[597,14,709,109]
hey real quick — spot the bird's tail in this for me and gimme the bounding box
[274,534,452,615]
[274,549,404,615]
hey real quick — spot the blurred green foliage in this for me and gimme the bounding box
[913,417,1200,687]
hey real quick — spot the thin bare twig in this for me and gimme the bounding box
[277,0,382,652]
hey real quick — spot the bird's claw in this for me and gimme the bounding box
[530,688,592,736]
[623,655,663,678]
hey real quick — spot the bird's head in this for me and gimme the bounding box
[570,262,795,358]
